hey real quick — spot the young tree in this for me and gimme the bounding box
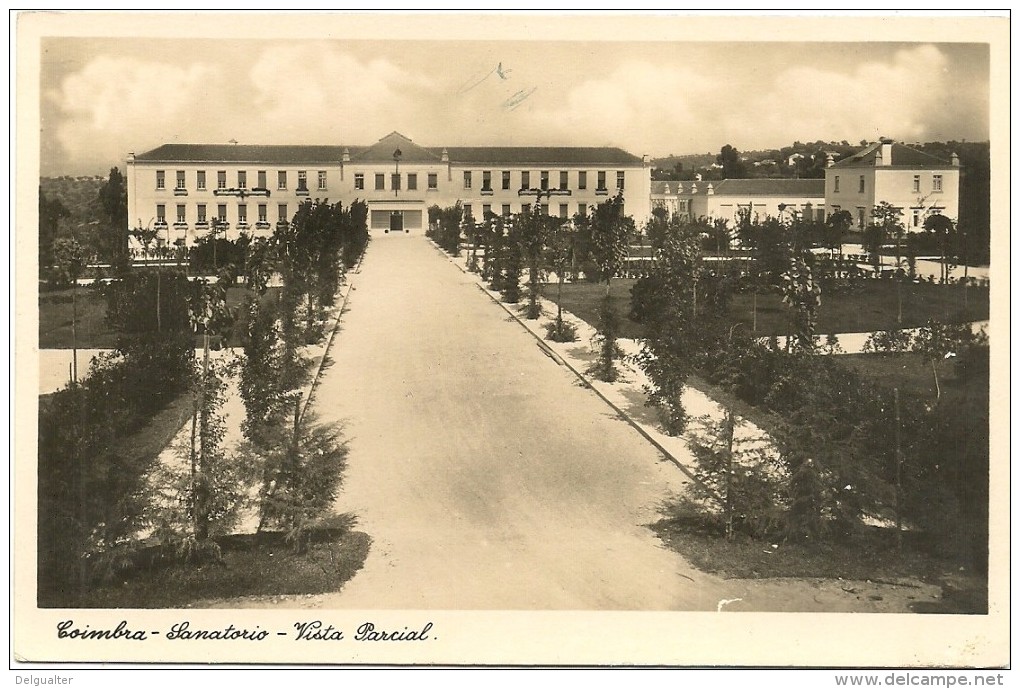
[543,217,578,341]
[871,201,905,272]
[635,217,702,432]
[39,190,68,273]
[585,194,634,382]
[780,254,822,353]
[824,209,853,258]
[923,213,957,284]
[518,204,555,319]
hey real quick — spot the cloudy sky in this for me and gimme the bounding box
[39,33,989,176]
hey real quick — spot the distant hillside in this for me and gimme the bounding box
[40,175,106,229]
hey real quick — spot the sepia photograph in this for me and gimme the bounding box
[12,11,1010,669]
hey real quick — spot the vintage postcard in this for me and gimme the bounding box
[12,11,1010,668]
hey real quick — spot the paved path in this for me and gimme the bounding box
[309,235,729,610]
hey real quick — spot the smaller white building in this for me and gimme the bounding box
[825,139,960,231]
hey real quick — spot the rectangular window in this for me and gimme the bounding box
[463,171,472,189]
[217,171,227,189]
[578,171,587,190]
[258,170,267,189]
[834,175,840,193]
[540,203,549,215]
[522,203,531,214]
[521,171,530,189]
[858,175,865,193]
[238,170,247,189]
[217,204,227,222]
[278,203,288,222]
[318,170,328,191]
[933,174,943,192]
[407,173,417,190]
[238,204,247,224]
[559,203,568,218]
[297,170,308,191]
[391,173,401,191]
[912,175,920,193]
[176,170,186,189]
[597,171,606,190]
[258,204,267,223]
[156,204,166,223]
[278,171,287,190]
[156,171,165,190]
[617,171,625,190]
[482,204,491,217]
[482,171,491,191]
[196,171,206,191]
[502,171,511,190]
[578,203,587,217]
[911,209,921,228]
[375,173,385,191]
[428,173,438,190]
[857,207,865,228]
[197,204,206,223]
[354,173,364,190]
[176,204,186,223]
[540,171,549,190]
[463,204,473,221]
[502,204,511,216]
[559,171,568,190]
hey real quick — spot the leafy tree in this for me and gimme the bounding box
[824,210,853,257]
[585,193,634,382]
[871,202,905,271]
[780,254,821,353]
[923,213,957,284]
[518,204,556,319]
[543,216,579,341]
[861,222,887,271]
[98,167,129,271]
[717,144,747,179]
[635,215,703,433]
[39,190,68,272]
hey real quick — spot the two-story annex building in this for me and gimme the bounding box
[824,139,960,231]
[126,131,652,249]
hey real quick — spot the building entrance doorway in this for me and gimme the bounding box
[389,211,405,233]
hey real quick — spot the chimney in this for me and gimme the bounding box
[878,138,893,166]
[642,154,650,166]
[126,152,135,164]
[951,152,960,167]
[825,153,835,168]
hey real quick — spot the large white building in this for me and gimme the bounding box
[126,131,652,249]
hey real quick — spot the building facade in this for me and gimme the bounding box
[653,178,826,225]
[825,139,960,231]
[126,131,652,249]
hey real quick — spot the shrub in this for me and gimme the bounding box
[544,318,578,343]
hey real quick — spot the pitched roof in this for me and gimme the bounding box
[134,137,645,167]
[654,178,824,197]
[352,131,440,163]
[430,146,644,166]
[832,141,953,169]
[134,144,351,164]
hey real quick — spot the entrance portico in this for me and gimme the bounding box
[368,199,425,234]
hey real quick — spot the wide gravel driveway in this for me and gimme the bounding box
[311,234,730,610]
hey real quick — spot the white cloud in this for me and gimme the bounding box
[730,44,954,147]
[49,56,224,169]
[245,44,437,144]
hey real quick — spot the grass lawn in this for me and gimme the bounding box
[76,528,371,608]
[39,285,281,349]
[540,278,988,339]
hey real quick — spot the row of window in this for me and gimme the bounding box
[154,202,292,226]
[833,174,943,194]
[156,200,608,226]
[155,168,629,194]
[464,170,624,192]
[156,169,328,192]
[461,202,600,220]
